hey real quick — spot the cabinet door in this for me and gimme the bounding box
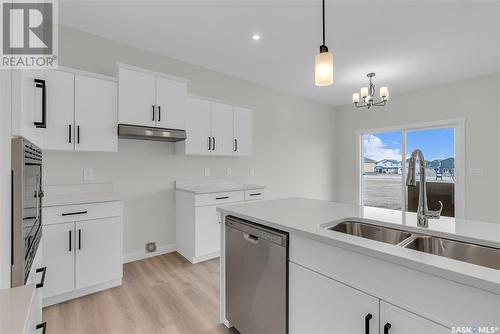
[195,205,220,257]
[118,67,156,127]
[380,301,449,334]
[211,101,234,156]
[11,70,44,147]
[156,76,187,130]
[30,70,75,150]
[185,97,212,155]
[290,262,380,334]
[75,75,118,152]
[75,217,122,289]
[233,106,252,156]
[42,222,75,299]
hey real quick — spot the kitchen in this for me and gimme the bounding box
[0,1,499,334]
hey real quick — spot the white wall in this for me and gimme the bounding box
[44,26,336,256]
[334,73,500,223]
[0,70,12,288]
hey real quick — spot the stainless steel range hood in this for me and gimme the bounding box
[118,124,186,142]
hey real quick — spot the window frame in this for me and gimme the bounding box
[356,118,466,218]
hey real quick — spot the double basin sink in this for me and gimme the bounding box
[325,220,500,270]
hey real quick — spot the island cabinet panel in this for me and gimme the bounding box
[289,262,379,334]
[289,234,499,329]
[380,301,449,334]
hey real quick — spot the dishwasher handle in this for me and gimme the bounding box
[243,233,259,244]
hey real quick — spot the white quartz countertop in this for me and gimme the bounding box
[43,192,122,207]
[176,183,265,194]
[217,198,500,294]
[0,284,36,334]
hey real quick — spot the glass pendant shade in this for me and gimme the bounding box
[315,51,334,86]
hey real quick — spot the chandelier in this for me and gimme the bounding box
[352,73,389,109]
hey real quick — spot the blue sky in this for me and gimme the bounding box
[363,128,454,161]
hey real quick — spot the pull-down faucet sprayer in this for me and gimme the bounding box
[406,149,443,227]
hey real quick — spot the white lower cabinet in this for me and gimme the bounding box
[75,217,122,289]
[380,301,449,334]
[42,222,74,298]
[289,262,449,334]
[41,201,123,306]
[176,187,264,264]
[290,262,379,334]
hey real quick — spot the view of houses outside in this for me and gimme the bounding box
[362,128,455,215]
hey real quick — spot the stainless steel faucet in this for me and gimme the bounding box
[406,149,443,227]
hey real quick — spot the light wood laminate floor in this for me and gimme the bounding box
[43,252,236,334]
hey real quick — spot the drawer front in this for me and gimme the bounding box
[43,201,122,225]
[244,189,264,201]
[195,191,244,207]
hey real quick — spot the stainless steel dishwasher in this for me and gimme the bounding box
[225,216,288,334]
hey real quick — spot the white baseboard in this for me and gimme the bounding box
[123,243,177,263]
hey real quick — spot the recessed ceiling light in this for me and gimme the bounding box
[252,34,261,41]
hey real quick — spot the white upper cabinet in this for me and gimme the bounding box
[40,70,75,151]
[118,64,188,129]
[211,102,234,156]
[75,75,118,152]
[156,76,187,130]
[12,68,118,152]
[177,95,253,157]
[11,70,44,147]
[233,106,253,156]
[184,96,212,155]
[118,67,156,127]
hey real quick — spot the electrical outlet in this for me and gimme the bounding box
[83,169,94,182]
[469,168,484,176]
[249,167,255,176]
[204,167,210,177]
[227,167,232,176]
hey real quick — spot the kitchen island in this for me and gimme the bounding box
[217,198,500,334]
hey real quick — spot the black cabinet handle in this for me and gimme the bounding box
[365,314,373,334]
[77,125,80,144]
[216,196,229,200]
[62,211,87,216]
[78,229,81,250]
[384,323,391,334]
[152,105,155,121]
[158,106,161,122]
[68,125,72,143]
[212,137,216,150]
[69,230,72,251]
[36,267,46,288]
[249,193,261,196]
[36,322,47,334]
[34,79,46,128]
[235,139,238,152]
[208,137,212,150]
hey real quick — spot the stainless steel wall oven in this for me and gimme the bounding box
[11,138,44,287]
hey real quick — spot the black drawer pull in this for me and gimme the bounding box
[365,314,372,334]
[77,125,80,144]
[69,230,72,251]
[68,124,72,143]
[78,229,81,250]
[152,105,155,121]
[36,267,46,288]
[384,323,391,334]
[249,193,261,196]
[62,211,88,216]
[158,105,161,122]
[36,322,47,334]
[215,196,229,200]
[208,137,212,150]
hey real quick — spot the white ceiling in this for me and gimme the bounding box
[59,0,500,106]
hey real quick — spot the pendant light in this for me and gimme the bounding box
[315,0,334,87]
